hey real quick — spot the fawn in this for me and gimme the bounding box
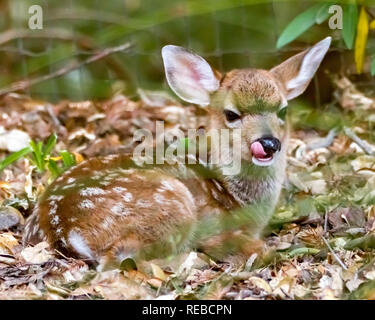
[23,37,331,269]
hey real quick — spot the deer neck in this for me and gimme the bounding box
[213,159,285,207]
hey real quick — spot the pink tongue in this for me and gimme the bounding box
[251,141,267,158]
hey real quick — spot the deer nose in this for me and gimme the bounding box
[258,136,281,154]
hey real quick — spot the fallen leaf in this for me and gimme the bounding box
[0,127,30,152]
[248,276,272,294]
[21,241,53,264]
[150,263,168,281]
[147,278,163,289]
[0,232,19,254]
[0,206,25,230]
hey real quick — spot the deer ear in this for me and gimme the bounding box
[162,45,220,106]
[271,37,331,100]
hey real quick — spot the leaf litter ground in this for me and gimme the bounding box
[0,80,375,300]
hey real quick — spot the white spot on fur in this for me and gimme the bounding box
[80,187,106,197]
[111,203,129,216]
[118,169,134,175]
[153,193,165,204]
[122,192,133,202]
[49,201,58,216]
[62,183,76,190]
[161,181,174,191]
[113,186,127,193]
[48,195,64,202]
[51,215,59,226]
[68,230,93,259]
[101,216,115,229]
[79,199,95,209]
[106,173,119,179]
[67,177,76,184]
[136,199,152,208]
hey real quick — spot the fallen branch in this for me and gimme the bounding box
[343,126,375,155]
[0,42,133,97]
[324,211,328,235]
[322,237,348,271]
[307,128,338,151]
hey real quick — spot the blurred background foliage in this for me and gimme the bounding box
[0,0,374,104]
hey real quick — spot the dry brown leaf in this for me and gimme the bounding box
[248,276,272,294]
[0,206,24,230]
[150,263,168,281]
[297,225,324,247]
[20,241,53,264]
[0,232,19,254]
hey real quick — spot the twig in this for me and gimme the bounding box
[343,126,375,155]
[0,42,133,97]
[0,28,80,46]
[280,287,293,300]
[0,28,134,84]
[307,128,338,151]
[45,105,67,136]
[0,46,49,57]
[324,210,328,235]
[322,237,348,271]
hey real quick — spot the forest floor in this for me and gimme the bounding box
[0,77,375,300]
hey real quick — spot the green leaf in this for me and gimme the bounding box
[287,247,320,257]
[277,3,327,49]
[60,150,76,168]
[43,133,57,158]
[349,280,375,300]
[47,159,61,179]
[119,258,137,271]
[344,233,375,250]
[343,2,359,50]
[371,55,375,76]
[0,147,31,171]
[315,2,332,25]
[30,140,45,171]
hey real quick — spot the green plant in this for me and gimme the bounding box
[0,133,77,179]
[277,0,375,75]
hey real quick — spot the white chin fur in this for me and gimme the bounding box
[252,156,275,167]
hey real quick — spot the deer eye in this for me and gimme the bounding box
[277,107,287,121]
[224,110,241,122]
